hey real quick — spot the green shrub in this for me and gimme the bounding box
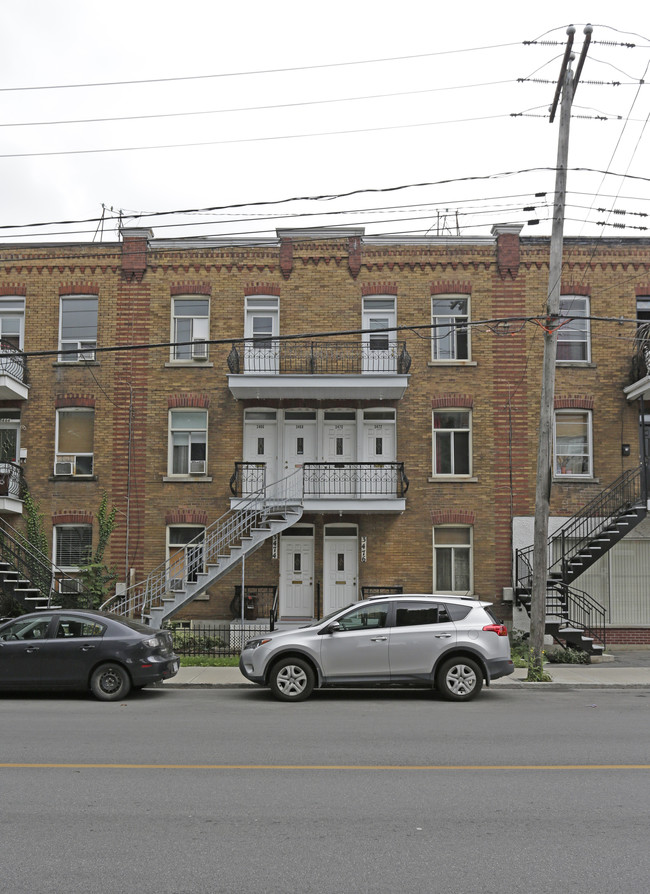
[545,646,590,664]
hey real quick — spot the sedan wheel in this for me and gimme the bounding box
[269,658,315,702]
[437,657,482,701]
[90,663,132,701]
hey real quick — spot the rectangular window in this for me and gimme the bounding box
[169,410,207,476]
[432,296,469,361]
[433,527,472,593]
[554,410,592,477]
[55,409,94,476]
[55,525,92,569]
[172,298,210,361]
[245,296,279,372]
[433,410,471,475]
[0,298,25,351]
[59,296,98,362]
[168,526,205,587]
[557,296,590,362]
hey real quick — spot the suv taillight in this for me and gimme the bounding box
[483,623,508,636]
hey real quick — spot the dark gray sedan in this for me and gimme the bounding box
[0,609,179,700]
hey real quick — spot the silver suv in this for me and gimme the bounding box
[239,594,514,702]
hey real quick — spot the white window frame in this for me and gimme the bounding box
[59,296,98,362]
[171,297,210,362]
[168,409,208,476]
[54,524,92,570]
[166,525,206,593]
[55,408,94,477]
[362,296,397,372]
[244,296,279,372]
[557,295,590,363]
[554,409,593,478]
[432,409,472,477]
[433,526,473,594]
[0,298,25,351]
[431,295,470,362]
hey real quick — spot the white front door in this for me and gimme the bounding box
[283,421,317,472]
[323,531,358,613]
[364,421,397,495]
[280,531,314,618]
[323,422,356,495]
[243,415,278,493]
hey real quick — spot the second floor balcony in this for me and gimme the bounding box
[230,460,408,514]
[0,462,24,515]
[227,339,411,400]
[0,343,28,401]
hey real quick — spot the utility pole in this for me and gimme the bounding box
[528,25,592,679]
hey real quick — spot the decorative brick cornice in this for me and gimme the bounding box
[55,395,96,409]
[59,283,99,296]
[361,282,398,296]
[431,394,474,409]
[430,281,472,295]
[431,509,475,526]
[165,508,208,526]
[561,283,590,296]
[168,393,210,409]
[0,284,27,296]
[244,282,281,296]
[52,511,93,526]
[170,283,212,296]
[554,394,594,410]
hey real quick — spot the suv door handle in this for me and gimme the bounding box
[435,633,452,639]
[370,636,388,642]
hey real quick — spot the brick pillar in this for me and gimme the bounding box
[492,224,523,279]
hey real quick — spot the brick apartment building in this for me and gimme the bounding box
[1,224,650,645]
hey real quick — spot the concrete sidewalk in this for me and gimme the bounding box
[162,652,650,690]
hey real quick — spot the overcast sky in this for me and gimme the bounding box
[2,0,650,244]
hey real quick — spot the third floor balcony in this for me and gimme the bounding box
[227,339,411,400]
[0,343,28,401]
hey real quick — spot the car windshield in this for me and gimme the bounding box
[304,605,356,627]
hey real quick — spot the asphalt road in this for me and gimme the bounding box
[2,687,650,894]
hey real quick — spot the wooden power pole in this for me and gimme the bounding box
[528,25,592,679]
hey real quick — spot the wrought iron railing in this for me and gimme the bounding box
[230,461,409,499]
[230,585,278,623]
[102,467,303,620]
[0,462,23,500]
[0,341,27,385]
[168,623,272,657]
[516,465,646,589]
[227,340,411,375]
[0,519,95,611]
[549,582,607,650]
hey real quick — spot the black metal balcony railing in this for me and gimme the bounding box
[227,340,411,375]
[0,342,27,385]
[0,462,23,500]
[230,461,409,499]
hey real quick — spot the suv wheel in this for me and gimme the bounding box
[269,657,315,702]
[436,657,482,701]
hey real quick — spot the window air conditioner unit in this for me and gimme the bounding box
[190,460,206,475]
[192,340,208,360]
[55,461,74,476]
[170,578,184,592]
[60,578,82,594]
[78,343,96,362]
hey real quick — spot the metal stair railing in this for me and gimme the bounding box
[516,465,646,590]
[548,582,606,650]
[102,467,304,620]
[0,519,95,610]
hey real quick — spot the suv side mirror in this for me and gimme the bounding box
[323,621,341,635]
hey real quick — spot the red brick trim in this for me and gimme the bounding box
[430,282,472,295]
[55,395,96,409]
[604,629,650,644]
[635,286,650,297]
[52,511,93,526]
[554,395,594,410]
[279,238,293,279]
[0,285,27,297]
[59,284,99,296]
[348,236,362,280]
[170,283,212,296]
[561,283,590,296]
[431,510,475,526]
[165,508,209,526]
[431,394,474,409]
[361,283,398,296]
[168,393,210,409]
[244,283,281,296]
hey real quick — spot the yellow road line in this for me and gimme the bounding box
[1,763,650,770]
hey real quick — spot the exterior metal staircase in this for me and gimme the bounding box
[101,469,304,626]
[515,465,648,654]
[0,519,94,615]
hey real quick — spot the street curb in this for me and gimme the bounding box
[160,681,650,691]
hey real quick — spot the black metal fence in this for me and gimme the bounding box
[169,623,272,657]
[227,340,411,376]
